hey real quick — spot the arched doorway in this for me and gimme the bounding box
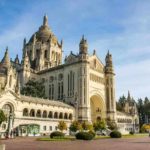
[90,95,105,122]
[2,103,14,137]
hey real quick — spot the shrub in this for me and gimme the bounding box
[57,121,67,132]
[88,130,96,138]
[50,131,64,139]
[129,131,134,135]
[93,120,106,132]
[75,132,94,140]
[110,131,122,138]
[69,121,82,132]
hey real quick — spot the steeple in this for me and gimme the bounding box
[43,14,48,26]
[79,35,88,54]
[1,47,10,68]
[14,54,20,64]
[127,91,131,102]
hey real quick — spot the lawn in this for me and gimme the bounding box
[37,133,148,141]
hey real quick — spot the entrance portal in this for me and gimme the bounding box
[90,95,105,122]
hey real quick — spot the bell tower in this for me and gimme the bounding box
[105,51,116,122]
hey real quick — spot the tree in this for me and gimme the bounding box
[82,121,93,131]
[21,80,45,98]
[69,121,82,132]
[0,109,6,125]
[58,121,67,132]
[107,121,117,130]
[93,120,106,132]
[116,95,126,111]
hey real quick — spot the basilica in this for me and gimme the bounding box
[0,15,139,137]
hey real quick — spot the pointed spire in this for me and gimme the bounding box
[1,47,10,68]
[15,54,19,64]
[43,14,48,26]
[93,49,96,55]
[127,91,131,101]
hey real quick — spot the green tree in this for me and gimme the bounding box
[69,121,82,132]
[107,121,117,130]
[82,121,93,131]
[116,95,126,111]
[93,120,106,131]
[0,109,6,125]
[21,80,45,98]
[58,121,67,132]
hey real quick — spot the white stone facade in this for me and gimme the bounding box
[0,15,139,136]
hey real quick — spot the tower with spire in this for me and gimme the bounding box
[105,51,116,122]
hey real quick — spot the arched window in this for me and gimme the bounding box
[30,109,35,117]
[59,112,63,119]
[69,114,73,120]
[23,108,28,116]
[54,112,58,119]
[44,50,48,59]
[48,111,53,118]
[43,111,47,118]
[36,110,41,117]
[64,113,68,119]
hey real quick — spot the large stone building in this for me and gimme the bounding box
[0,15,139,137]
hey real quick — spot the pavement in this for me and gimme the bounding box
[1,136,150,150]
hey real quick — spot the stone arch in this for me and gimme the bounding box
[64,113,68,119]
[54,112,58,119]
[48,111,53,118]
[42,110,47,118]
[59,112,63,119]
[90,93,106,122]
[30,109,35,117]
[69,113,73,120]
[23,108,29,116]
[36,110,41,117]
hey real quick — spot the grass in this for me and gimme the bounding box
[122,133,148,138]
[37,133,149,141]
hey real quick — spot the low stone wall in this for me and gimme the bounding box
[0,144,5,150]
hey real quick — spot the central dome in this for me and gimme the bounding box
[29,15,53,42]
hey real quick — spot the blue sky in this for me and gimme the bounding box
[0,0,150,100]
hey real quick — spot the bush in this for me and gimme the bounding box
[88,130,96,138]
[75,132,94,140]
[129,131,134,135]
[50,131,64,139]
[110,131,122,138]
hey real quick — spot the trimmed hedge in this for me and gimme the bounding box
[129,131,134,135]
[75,132,94,140]
[88,130,96,138]
[110,131,122,138]
[50,131,64,139]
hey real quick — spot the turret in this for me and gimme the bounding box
[22,49,30,70]
[105,50,114,74]
[79,35,88,55]
[1,47,10,68]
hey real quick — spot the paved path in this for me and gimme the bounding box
[2,136,150,150]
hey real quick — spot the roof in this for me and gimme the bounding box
[19,95,74,109]
[117,111,132,117]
